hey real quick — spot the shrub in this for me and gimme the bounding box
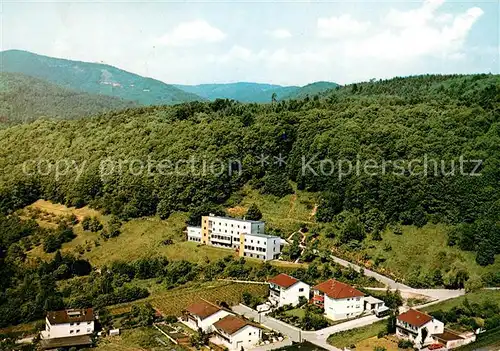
[398,340,414,349]
[165,315,178,324]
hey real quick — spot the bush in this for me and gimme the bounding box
[398,340,414,349]
[165,315,178,324]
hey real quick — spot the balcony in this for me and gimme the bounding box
[312,295,324,308]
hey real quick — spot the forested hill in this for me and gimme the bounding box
[0,74,499,265]
[281,81,339,100]
[173,81,338,102]
[174,82,299,102]
[0,72,136,125]
[0,50,203,105]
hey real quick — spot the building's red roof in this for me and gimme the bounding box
[185,300,222,320]
[397,309,433,327]
[213,315,253,335]
[312,279,364,299]
[46,309,94,325]
[268,273,299,288]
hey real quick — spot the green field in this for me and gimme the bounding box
[327,320,387,348]
[336,223,500,284]
[108,280,268,317]
[86,326,183,351]
[231,186,318,234]
[422,290,500,313]
[25,192,317,268]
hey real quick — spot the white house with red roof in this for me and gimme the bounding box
[182,300,233,333]
[268,273,310,307]
[396,309,444,348]
[312,279,365,320]
[212,315,262,350]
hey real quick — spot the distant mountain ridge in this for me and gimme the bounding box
[0,50,203,105]
[0,50,339,105]
[0,72,136,125]
[175,81,338,102]
[174,82,299,103]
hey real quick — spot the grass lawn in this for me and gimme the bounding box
[24,199,308,269]
[338,223,500,283]
[327,320,387,349]
[422,290,500,313]
[87,326,183,351]
[108,280,268,317]
[284,308,306,318]
[230,186,318,234]
[354,336,400,351]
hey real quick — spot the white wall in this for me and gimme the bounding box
[324,296,364,320]
[187,226,202,242]
[275,282,310,307]
[41,318,94,339]
[198,310,233,333]
[396,319,444,346]
[215,325,261,350]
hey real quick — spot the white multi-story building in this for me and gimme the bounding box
[396,309,445,348]
[187,214,281,261]
[312,279,365,320]
[182,300,233,333]
[41,308,95,340]
[212,315,261,351]
[268,273,310,307]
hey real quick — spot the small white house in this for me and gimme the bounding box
[312,279,365,320]
[182,300,233,333]
[268,273,310,307]
[41,308,95,340]
[396,309,444,348]
[432,329,476,349]
[40,308,94,349]
[364,296,386,312]
[212,315,261,351]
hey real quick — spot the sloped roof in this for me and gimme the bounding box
[268,273,299,288]
[40,335,92,349]
[213,315,254,335]
[433,329,464,342]
[46,308,94,325]
[185,300,222,320]
[312,279,364,299]
[397,309,433,327]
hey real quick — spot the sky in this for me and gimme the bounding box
[1,0,499,86]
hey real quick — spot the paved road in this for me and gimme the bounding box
[302,314,386,351]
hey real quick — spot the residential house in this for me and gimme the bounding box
[186,214,281,260]
[396,309,444,347]
[182,300,233,333]
[268,273,310,307]
[40,308,95,349]
[212,315,261,350]
[312,279,365,320]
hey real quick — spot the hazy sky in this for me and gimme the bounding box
[2,0,499,85]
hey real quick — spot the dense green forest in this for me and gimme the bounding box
[0,50,203,105]
[0,74,498,265]
[0,73,499,330]
[0,72,136,125]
